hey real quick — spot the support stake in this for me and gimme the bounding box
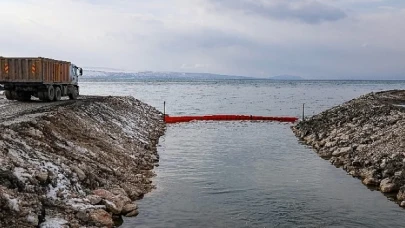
[302,103,305,121]
[163,101,166,121]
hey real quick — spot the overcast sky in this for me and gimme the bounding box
[1,0,404,79]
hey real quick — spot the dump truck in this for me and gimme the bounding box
[0,57,83,101]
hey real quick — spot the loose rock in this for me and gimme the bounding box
[35,171,49,184]
[400,201,405,207]
[380,178,398,193]
[89,209,114,227]
[362,177,380,186]
[122,203,138,214]
[125,209,139,217]
[87,195,102,205]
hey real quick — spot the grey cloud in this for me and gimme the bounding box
[158,28,256,51]
[209,0,347,24]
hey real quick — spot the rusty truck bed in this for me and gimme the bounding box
[0,57,71,84]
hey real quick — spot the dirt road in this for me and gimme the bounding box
[0,95,107,122]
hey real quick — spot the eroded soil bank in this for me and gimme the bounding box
[0,95,165,227]
[292,90,405,207]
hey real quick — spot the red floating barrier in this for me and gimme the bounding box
[164,114,298,124]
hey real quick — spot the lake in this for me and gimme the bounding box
[81,79,405,227]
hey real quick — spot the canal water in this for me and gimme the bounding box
[81,80,405,227]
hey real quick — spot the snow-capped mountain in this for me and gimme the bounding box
[82,70,254,80]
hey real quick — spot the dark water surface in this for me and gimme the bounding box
[81,80,405,227]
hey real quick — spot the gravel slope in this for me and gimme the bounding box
[292,90,405,208]
[0,95,166,227]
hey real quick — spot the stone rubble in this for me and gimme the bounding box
[0,95,166,227]
[292,90,405,207]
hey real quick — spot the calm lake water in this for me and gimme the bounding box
[81,79,405,227]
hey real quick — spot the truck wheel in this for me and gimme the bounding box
[54,87,61,101]
[11,91,18,100]
[46,86,55,101]
[69,87,78,100]
[38,91,47,101]
[16,92,31,101]
[38,91,43,101]
[5,90,13,100]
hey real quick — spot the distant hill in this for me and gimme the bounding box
[269,75,305,80]
[82,70,254,80]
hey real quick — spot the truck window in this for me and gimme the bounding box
[73,67,78,76]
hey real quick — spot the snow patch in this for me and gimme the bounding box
[13,167,32,182]
[74,145,89,154]
[3,193,19,211]
[67,198,106,211]
[40,217,68,228]
[42,162,71,200]
[43,162,59,172]
[47,173,70,200]
[26,214,38,225]
[55,142,69,150]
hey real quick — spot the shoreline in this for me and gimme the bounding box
[0,95,166,227]
[292,90,405,207]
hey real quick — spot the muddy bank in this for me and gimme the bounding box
[0,95,165,227]
[292,90,405,207]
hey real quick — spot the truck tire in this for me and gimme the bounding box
[46,86,55,101]
[38,91,46,101]
[16,92,31,101]
[69,87,78,100]
[54,87,61,101]
[11,91,18,100]
[5,90,13,100]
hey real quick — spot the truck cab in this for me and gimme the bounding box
[71,64,83,85]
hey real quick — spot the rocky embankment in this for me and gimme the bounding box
[0,95,165,227]
[292,90,405,207]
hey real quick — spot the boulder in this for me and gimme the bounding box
[125,209,139,217]
[349,169,360,177]
[380,178,398,193]
[75,211,89,223]
[121,185,144,200]
[318,150,332,158]
[103,194,131,215]
[86,195,102,205]
[92,189,114,200]
[71,166,86,181]
[324,141,336,149]
[362,177,380,186]
[110,187,127,197]
[89,209,113,227]
[397,189,405,201]
[401,201,405,207]
[332,147,352,157]
[35,171,49,184]
[122,203,138,214]
[104,200,122,215]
